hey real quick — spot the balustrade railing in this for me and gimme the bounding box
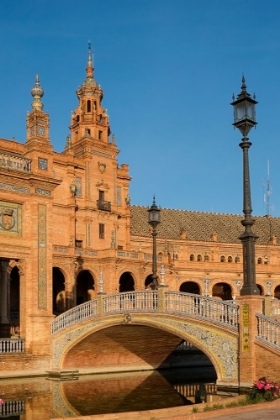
[271,298,280,317]
[51,299,98,334]
[256,313,280,349]
[165,292,239,330]
[51,291,240,335]
[0,400,25,416]
[0,152,31,172]
[103,291,158,314]
[0,339,25,353]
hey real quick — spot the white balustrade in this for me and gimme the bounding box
[165,292,239,329]
[51,299,98,334]
[271,298,280,317]
[103,291,158,314]
[0,339,25,353]
[0,400,25,416]
[257,313,280,349]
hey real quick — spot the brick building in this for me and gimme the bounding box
[0,46,280,359]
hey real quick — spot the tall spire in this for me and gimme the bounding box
[86,41,93,79]
[31,75,44,110]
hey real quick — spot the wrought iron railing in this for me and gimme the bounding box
[256,313,280,349]
[96,199,111,211]
[0,339,25,353]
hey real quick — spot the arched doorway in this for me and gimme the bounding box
[179,281,200,295]
[257,284,264,296]
[53,267,66,315]
[274,285,280,300]
[212,282,232,300]
[10,266,20,335]
[119,272,135,292]
[76,270,95,305]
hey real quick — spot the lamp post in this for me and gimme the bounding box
[231,76,260,295]
[148,196,160,290]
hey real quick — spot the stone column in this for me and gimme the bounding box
[236,295,263,388]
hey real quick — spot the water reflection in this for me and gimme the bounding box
[0,367,238,419]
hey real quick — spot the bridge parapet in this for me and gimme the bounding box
[51,290,239,335]
[256,313,280,350]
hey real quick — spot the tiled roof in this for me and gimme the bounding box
[130,205,280,245]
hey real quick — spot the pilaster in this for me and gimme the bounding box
[236,295,263,387]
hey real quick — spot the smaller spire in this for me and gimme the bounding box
[31,75,44,110]
[241,74,247,93]
[86,41,93,79]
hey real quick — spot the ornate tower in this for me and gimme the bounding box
[26,75,52,151]
[69,42,111,148]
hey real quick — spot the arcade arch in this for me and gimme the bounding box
[179,281,200,295]
[119,272,135,292]
[53,267,66,315]
[212,282,232,300]
[76,270,95,305]
[274,285,280,300]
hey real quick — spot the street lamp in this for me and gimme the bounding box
[148,196,160,290]
[231,76,260,295]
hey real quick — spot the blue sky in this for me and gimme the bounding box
[0,0,280,216]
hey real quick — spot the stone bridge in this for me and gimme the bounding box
[51,289,280,388]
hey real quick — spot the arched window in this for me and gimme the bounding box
[220,255,225,262]
[204,254,209,262]
[190,254,194,261]
[257,257,262,265]
[87,100,91,112]
[197,254,202,262]
[235,255,240,263]
[228,256,233,263]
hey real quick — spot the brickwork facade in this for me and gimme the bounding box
[1,47,280,380]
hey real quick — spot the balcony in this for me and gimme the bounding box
[97,199,111,212]
[0,152,32,172]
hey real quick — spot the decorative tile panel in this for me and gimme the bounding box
[38,204,47,309]
[0,201,22,236]
[0,182,30,194]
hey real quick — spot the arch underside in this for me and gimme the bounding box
[52,314,238,384]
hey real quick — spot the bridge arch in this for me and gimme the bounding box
[51,292,239,386]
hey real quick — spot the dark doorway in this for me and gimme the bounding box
[53,267,66,315]
[119,272,135,292]
[179,281,200,295]
[76,270,95,305]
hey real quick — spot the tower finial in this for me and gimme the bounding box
[31,74,44,110]
[86,41,93,79]
[241,74,247,92]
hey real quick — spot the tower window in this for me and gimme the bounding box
[98,130,103,140]
[87,100,91,112]
[99,223,105,239]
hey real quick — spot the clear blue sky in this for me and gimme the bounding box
[0,0,279,216]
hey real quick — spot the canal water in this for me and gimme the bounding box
[0,366,238,419]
